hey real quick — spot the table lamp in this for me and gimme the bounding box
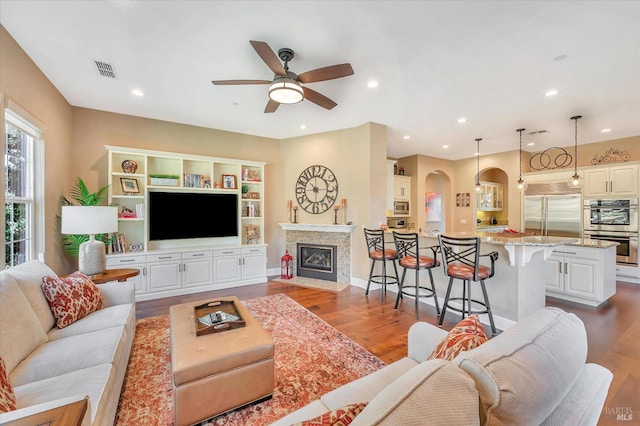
[61,206,118,276]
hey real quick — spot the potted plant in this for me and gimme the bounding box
[242,184,250,198]
[149,173,180,186]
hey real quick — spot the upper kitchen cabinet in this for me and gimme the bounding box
[583,164,638,198]
[477,181,504,211]
[394,175,412,200]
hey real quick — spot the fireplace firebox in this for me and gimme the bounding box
[296,243,338,282]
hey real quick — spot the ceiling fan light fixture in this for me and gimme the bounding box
[268,77,304,104]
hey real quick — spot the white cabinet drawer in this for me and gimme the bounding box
[182,250,212,259]
[147,253,181,263]
[242,246,266,256]
[106,255,146,267]
[214,248,242,257]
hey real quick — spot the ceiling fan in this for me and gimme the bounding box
[212,40,354,113]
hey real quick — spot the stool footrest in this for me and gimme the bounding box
[369,274,399,286]
[443,297,491,316]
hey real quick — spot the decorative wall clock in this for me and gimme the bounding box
[295,165,339,214]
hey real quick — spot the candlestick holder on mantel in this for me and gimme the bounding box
[340,198,347,224]
[292,206,298,224]
[333,206,340,225]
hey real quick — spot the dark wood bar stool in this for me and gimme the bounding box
[363,227,399,303]
[392,231,440,320]
[437,234,498,335]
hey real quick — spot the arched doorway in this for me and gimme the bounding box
[424,171,451,234]
[476,167,509,228]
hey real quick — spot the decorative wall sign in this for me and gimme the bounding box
[591,148,631,165]
[456,192,470,207]
[529,147,572,171]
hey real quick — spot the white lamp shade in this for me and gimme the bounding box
[268,78,304,104]
[61,206,118,235]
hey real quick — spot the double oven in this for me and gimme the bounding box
[583,198,638,265]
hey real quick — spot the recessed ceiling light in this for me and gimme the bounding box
[367,80,379,88]
[403,135,410,140]
[442,145,449,149]
[527,142,535,146]
[457,117,467,124]
[545,89,560,97]
[131,89,144,97]
[601,128,612,133]
[300,124,307,130]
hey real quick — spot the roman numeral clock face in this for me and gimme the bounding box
[295,165,339,214]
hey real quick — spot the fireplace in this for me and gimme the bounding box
[297,243,338,282]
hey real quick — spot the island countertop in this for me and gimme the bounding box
[388,230,579,247]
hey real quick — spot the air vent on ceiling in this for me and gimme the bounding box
[528,130,549,135]
[93,60,118,79]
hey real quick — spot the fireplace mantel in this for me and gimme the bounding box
[278,223,356,233]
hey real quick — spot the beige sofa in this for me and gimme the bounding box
[0,260,135,426]
[271,307,613,426]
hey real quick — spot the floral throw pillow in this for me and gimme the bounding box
[41,272,103,328]
[428,315,488,361]
[294,402,368,426]
[0,356,17,413]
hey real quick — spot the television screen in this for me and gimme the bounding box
[148,191,238,241]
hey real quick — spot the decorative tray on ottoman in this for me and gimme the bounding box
[194,299,246,336]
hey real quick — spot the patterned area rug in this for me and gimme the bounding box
[115,293,385,425]
[272,276,350,292]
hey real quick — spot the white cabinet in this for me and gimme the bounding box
[106,253,147,294]
[477,182,504,211]
[394,176,412,200]
[182,251,213,288]
[583,164,638,198]
[147,253,182,292]
[544,245,616,306]
[213,246,267,284]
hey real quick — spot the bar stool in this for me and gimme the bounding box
[392,231,440,320]
[437,234,498,335]
[363,227,399,303]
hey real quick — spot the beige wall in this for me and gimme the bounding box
[0,25,74,273]
[279,122,387,280]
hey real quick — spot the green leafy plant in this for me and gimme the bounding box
[58,177,112,257]
[242,184,250,194]
[149,173,180,179]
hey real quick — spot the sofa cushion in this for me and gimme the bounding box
[9,326,127,387]
[47,303,134,341]
[0,274,48,373]
[13,363,114,424]
[453,307,587,425]
[428,315,488,361]
[3,260,57,332]
[0,357,16,413]
[41,272,103,328]
[294,403,368,426]
[352,359,480,425]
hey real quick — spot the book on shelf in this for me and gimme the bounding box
[183,173,210,188]
[110,233,128,254]
[135,203,144,218]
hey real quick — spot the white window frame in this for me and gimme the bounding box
[3,99,45,268]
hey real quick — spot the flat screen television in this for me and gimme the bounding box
[148,191,238,241]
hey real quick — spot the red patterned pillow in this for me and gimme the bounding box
[295,402,368,426]
[428,315,488,361]
[0,356,16,413]
[41,272,103,328]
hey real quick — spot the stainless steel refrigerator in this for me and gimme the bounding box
[523,183,582,238]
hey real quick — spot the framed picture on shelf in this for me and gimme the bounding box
[222,174,237,189]
[248,191,260,199]
[120,178,140,194]
[247,170,260,181]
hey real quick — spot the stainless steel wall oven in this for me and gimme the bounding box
[584,198,638,265]
[583,230,638,265]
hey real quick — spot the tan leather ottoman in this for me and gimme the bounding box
[169,296,275,426]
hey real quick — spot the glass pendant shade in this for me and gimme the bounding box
[566,115,583,189]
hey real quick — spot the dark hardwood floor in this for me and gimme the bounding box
[136,280,640,425]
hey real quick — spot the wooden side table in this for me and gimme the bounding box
[90,268,139,284]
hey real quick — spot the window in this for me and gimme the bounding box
[4,110,43,267]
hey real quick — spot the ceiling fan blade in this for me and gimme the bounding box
[212,79,271,85]
[264,99,280,113]
[298,64,354,83]
[250,40,286,77]
[302,87,337,110]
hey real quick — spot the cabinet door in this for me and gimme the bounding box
[147,262,182,291]
[583,169,610,198]
[394,176,411,199]
[183,258,213,288]
[544,258,564,291]
[242,247,266,280]
[609,165,639,197]
[565,259,597,299]
[127,264,148,294]
[214,255,242,283]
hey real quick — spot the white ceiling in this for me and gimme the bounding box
[1,1,639,160]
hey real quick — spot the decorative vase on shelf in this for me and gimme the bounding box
[121,160,138,174]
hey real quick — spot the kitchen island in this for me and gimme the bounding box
[386,231,616,330]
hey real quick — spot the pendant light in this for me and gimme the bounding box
[475,138,482,192]
[516,128,527,191]
[567,115,583,189]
